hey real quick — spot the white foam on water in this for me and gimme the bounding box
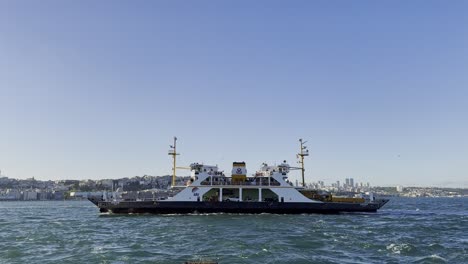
[429,254,447,261]
[91,246,104,254]
[415,254,448,263]
[386,243,412,254]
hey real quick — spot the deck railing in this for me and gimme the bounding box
[200,178,281,186]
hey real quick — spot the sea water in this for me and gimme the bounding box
[0,197,467,263]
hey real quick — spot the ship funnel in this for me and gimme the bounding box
[232,162,247,183]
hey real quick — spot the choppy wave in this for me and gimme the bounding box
[0,198,467,263]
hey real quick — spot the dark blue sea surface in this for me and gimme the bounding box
[0,197,467,263]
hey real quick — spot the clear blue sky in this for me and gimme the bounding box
[1,1,467,187]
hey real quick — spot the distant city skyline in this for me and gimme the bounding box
[1,1,467,188]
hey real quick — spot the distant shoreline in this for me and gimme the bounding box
[1,196,467,203]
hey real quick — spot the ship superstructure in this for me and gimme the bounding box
[168,161,320,204]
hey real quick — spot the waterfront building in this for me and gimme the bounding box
[53,191,64,200]
[7,189,21,200]
[22,191,38,200]
[0,189,21,200]
[318,181,324,188]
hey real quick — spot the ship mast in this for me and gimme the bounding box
[297,139,309,187]
[168,136,179,187]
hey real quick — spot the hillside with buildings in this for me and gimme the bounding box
[0,175,190,201]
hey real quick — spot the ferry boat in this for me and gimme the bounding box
[90,138,389,214]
